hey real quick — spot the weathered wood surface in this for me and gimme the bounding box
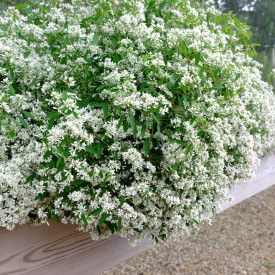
[0,221,151,275]
[0,154,274,275]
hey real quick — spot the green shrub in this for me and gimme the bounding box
[0,0,274,243]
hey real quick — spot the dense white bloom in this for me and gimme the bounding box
[0,0,274,243]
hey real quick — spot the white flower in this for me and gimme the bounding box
[68,191,84,202]
[0,0,274,244]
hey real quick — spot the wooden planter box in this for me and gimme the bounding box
[1,154,275,275]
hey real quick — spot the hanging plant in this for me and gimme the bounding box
[0,0,274,243]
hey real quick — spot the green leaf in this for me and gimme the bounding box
[18,116,28,129]
[143,38,151,45]
[195,53,201,65]
[96,143,103,158]
[6,131,15,137]
[7,116,20,126]
[47,211,52,219]
[98,213,110,226]
[134,228,142,233]
[105,221,115,234]
[97,225,102,235]
[56,157,63,168]
[198,67,204,77]
[132,125,137,139]
[142,55,149,63]
[9,68,15,81]
[22,111,35,120]
[162,199,169,210]
[23,51,30,58]
[43,150,51,159]
[236,88,243,94]
[111,37,118,48]
[185,143,193,156]
[81,214,88,226]
[172,163,178,170]
[85,145,96,157]
[117,114,126,129]
[63,36,70,47]
[92,207,103,215]
[93,34,99,45]
[90,101,106,108]
[25,173,36,184]
[212,206,216,215]
[123,121,129,132]
[173,139,186,145]
[130,113,137,139]
[117,217,122,231]
[144,138,150,156]
[157,78,164,86]
[103,104,109,117]
[149,0,157,7]
[141,122,147,138]
[96,85,105,91]
[235,73,241,81]
[99,170,103,178]
[15,5,26,9]
[197,130,204,138]
[173,144,184,153]
[9,85,15,95]
[62,90,68,101]
[47,111,60,119]
[27,78,37,88]
[70,179,85,185]
[52,211,60,222]
[96,15,104,24]
[48,118,55,130]
[153,114,160,125]
[159,1,167,9]
[56,146,69,157]
[2,23,10,32]
[100,174,110,188]
[157,124,161,133]
[214,153,219,163]
[113,54,120,64]
[120,196,125,206]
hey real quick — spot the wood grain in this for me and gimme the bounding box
[0,154,274,275]
[0,221,151,275]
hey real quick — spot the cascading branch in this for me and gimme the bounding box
[0,0,274,243]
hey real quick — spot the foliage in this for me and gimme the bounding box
[0,0,275,243]
[215,0,275,80]
[216,0,275,50]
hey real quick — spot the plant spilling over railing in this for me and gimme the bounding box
[0,0,275,244]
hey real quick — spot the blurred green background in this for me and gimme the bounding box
[1,0,274,86]
[0,0,20,11]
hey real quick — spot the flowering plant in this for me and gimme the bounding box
[0,0,274,243]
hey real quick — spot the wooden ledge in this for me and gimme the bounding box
[0,154,274,275]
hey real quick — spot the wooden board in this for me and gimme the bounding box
[0,221,151,275]
[0,154,274,275]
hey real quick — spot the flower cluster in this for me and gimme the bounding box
[0,0,275,243]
